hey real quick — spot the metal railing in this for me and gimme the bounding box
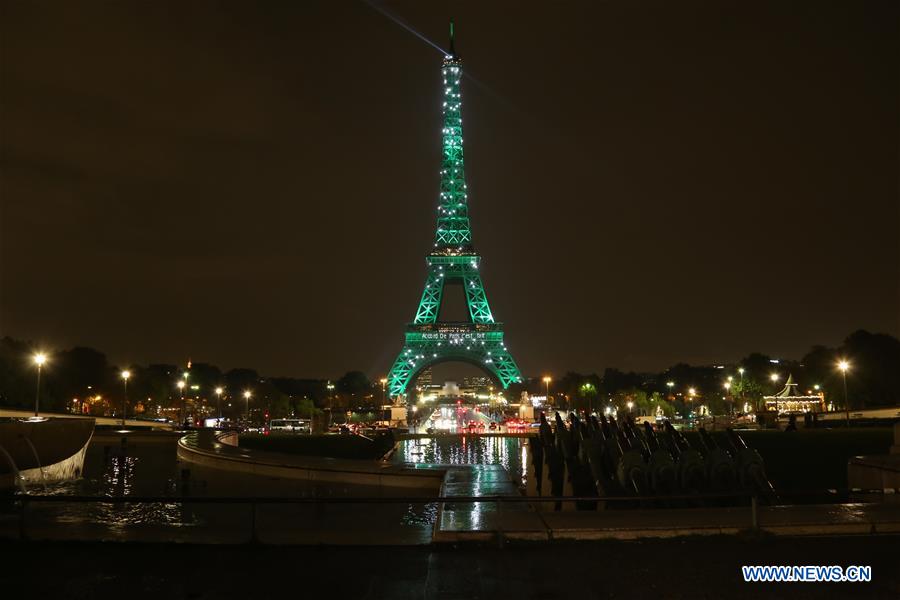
[4,487,894,546]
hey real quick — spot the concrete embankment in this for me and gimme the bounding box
[0,408,171,430]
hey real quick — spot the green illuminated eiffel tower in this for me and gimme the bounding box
[387,23,523,399]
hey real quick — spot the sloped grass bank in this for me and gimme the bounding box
[689,428,892,490]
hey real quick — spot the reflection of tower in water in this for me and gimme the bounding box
[394,436,525,483]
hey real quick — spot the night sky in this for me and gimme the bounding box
[1,1,897,380]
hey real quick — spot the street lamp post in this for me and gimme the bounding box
[723,381,731,415]
[33,353,47,417]
[687,387,696,425]
[838,360,850,426]
[769,373,780,414]
[120,370,131,427]
[177,380,186,427]
[215,387,224,422]
[243,390,252,424]
[543,376,552,407]
[379,378,388,424]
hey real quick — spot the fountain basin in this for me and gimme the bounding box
[0,417,95,489]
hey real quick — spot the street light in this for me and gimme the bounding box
[379,378,388,423]
[687,388,696,420]
[33,352,47,417]
[580,382,596,414]
[837,359,850,425]
[243,390,252,422]
[177,380,186,426]
[542,376,552,404]
[736,367,747,410]
[215,387,224,420]
[666,381,674,400]
[120,370,131,426]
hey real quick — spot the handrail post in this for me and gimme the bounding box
[751,494,758,530]
[496,497,504,549]
[19,497,27,541]
[249,501,258,544]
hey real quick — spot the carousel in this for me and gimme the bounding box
[763,374,825,414]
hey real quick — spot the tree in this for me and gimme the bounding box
[43,346,108,412]
[225,368,260,392]
[578,381,598,412]
[337,371,372,407]
[187,362,223,394]
[599,368,642,396]
[0,337,35,409]
[840,330,900,408]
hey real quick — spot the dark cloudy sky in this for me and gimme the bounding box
[1,1,897,380]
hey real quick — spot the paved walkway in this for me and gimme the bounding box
[428,462,900,543]
[434,464,544,542]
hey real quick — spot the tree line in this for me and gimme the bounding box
[535,330,899,416]
[0,329,896,419]
[0,336,375,419]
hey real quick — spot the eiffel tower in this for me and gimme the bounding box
[387,23,523,399]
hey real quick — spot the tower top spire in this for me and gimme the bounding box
[434,18,470,251]
[448,19,456,57]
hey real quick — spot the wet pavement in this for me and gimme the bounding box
[3,536,899,599]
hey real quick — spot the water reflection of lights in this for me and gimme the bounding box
[39,453,189,529]
[393,436,528,484]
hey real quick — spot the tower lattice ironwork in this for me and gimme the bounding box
[387,24,523,399]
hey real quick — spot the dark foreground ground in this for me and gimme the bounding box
[2,535,898,599]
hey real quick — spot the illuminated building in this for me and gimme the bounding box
[763,374,825,414]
